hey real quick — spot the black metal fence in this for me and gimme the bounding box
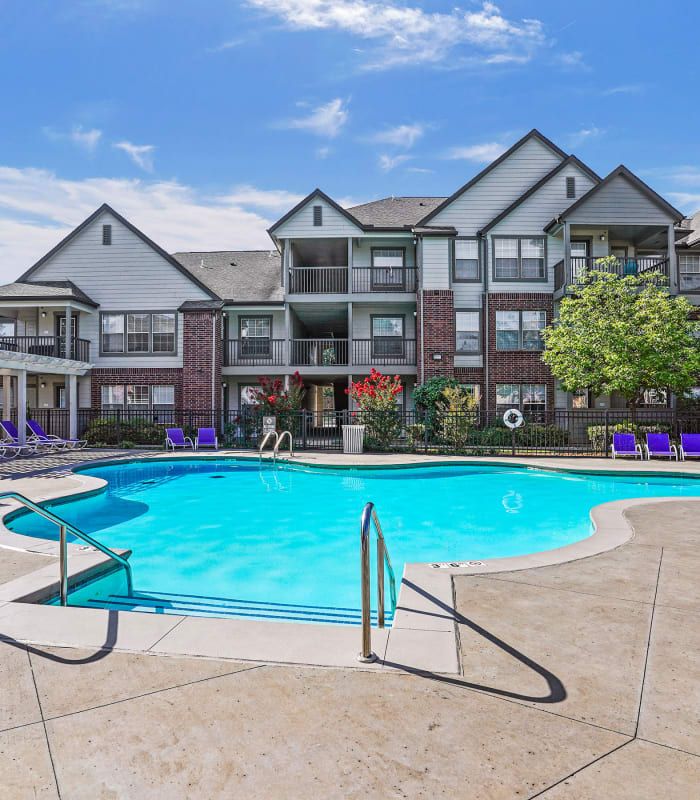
[10,407,700,457]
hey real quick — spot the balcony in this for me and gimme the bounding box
[0,336,90,362]
[353,339,416,366]
[287,266,418,294]
[224,339,286,367]
[290,339,348,367]
[554,256,670,294]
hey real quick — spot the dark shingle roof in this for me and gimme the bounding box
[677,210,700,248]
[347,197,446,227]
[172,250,283,303]
[0,280,98,306]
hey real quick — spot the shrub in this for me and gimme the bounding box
[436,387,480,448]
[84,417,166,446]
[413,377,460,415]
[346,369,402,451]
[406,423,425,450]
[587,422,673,451]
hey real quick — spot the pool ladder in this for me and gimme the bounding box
[0,491,133,607]
[358,502,397,663]
[258,430,294,465]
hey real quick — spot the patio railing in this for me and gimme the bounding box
[555,256,670,292]
[0,336,90,362]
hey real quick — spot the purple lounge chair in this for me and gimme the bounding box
[611,433,643,459]
[195,428,218,450]
[0,421,38,454]
[680,433,700,461]
[644,433,678,461]
[26,420,87,450]
[165,428,194,451]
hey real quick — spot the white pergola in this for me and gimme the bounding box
[0,350,93,444]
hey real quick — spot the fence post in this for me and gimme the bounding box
[511,427,515,458]
[604,410,609,458]
[116,409,121,445]
[302,410,307,450]
[424,410,429,455]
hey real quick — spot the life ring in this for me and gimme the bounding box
[503,408,524,429]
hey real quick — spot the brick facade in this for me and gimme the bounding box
[90,368,183,408]
[417,289,455,382]
[182,310,222,411]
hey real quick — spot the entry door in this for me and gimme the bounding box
[55,314,78,358]
[570,241,589,280]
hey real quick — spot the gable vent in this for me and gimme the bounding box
[102,224,112,245]
[566,177,576,199]
[313,205,323,226]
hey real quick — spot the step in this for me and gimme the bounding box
[80,590,394,626]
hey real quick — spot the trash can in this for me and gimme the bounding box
[342,424,365,454]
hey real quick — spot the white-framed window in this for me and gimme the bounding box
[127,385,149,406]
[496,383,547,413]
[496,310,546,350]
[454,239,479,281]
[127,313,150,353]
[372,316,404,356]
[101,385,124,410]
[455,310,481,353]
[680,255,700,292]
[493,237,546,280]
[101,313,125,353]
[100,312,176,355]
[152,314,176,352]
[371,248,405,288]
[460,384,481,405]
[240,316,272,357]
[152,385,175,407]
[100,384,175,411]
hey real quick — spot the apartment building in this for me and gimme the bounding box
[0,129,698,439]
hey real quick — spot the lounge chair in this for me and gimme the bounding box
[26,420,87,450]
[680,433,700,460]
[0,441,25,459]
[195,427,218,450]
[644,433,678,461]
[611,432,643,459]
[0,421,39,454]
[165,428,194,451]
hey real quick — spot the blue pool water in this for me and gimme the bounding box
[7,459,700,621]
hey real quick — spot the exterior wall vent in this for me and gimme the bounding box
[102,224,112,245]
[566,177,576,199]
[313,206,323,226]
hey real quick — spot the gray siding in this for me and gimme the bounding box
[274,197,362,238]
[566,174,677,224]
[422,238,450,289]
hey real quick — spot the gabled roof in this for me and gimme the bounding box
[543,165,685,231]
[268,188,364,236]
[172,250,283,303]
[416,129,569,226]
[18,203,220,299]
[676,210,700,249]
[0,280,99,307]
[347,197,446,227]
[477,156,601,236]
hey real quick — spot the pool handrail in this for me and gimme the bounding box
[358,502,397,663]
[0,491,133,606]
[273,430,294,460]
[258,430,278,463]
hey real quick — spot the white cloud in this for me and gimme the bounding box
[602,84,645,96]
[208,37,246,52]
[43,125,102,153]
[0,166,298,282]
[443,141,508,163]
[114,140,155,171]
[316,146,331,159]
[641,166,700,186]
[569,126,604,147]
[667,192,700,212]
[370,123,425,149]
[247,1,546,70]
[378,153,412,172]
[406,166,434,174]
[278,98,349,138]
[552,50,589,71]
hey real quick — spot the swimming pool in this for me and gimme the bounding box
[7,459,700,623]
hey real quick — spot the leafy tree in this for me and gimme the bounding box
[541,262,700,411]
[413,376,460,414]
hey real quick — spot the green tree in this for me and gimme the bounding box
[541,261,700,411]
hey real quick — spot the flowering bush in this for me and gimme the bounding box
[346,369,402,450]
[252,371,306,412]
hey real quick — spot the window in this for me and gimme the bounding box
[100,384,175,413]
[102,224,112,245]
[313,205,322,226]
[371,248,405,288]
[240,385,260,407]
[496,310,546,350]
[372,316,404,356]
[566,176,575,199]
[454,239,479,281]
[493,237,546,280]
[127,313,150,353]
[54,386,66,409]
[127,385,149,406]
[152,385,175,407]
[680,255,700,292]
[496,383,546,413]
[455,311,481,353]
[460,384,481,405]
[642,389,667,407]
[101,385,124,410]
[240,316,272,357]
[572,390,589,409]
[100,312,176,354]
[0,318,16,338]
[101,313,124,353]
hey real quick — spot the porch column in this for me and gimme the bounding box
[16,369,26,445]
[284,303,291,366]
[2,375,11,420]
[347,237,353,293]
[347,374,353,412]
[563,221,571,284]
[64,305,72,417]
[668,224,678,294]
[348,302,353,368]
[68,374,77,440]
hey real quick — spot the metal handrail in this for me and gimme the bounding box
[0,491,133,606]
[273,430,294,459]
[258,430,279,463]
[358,502,397,663]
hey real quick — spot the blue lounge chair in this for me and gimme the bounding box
[27,420,87,450]
[644,433,677,461]
[680,433,700,460]
[611,432,643,459]
[0,421,39,454]
[165,428,194,450]
[196,427,218,450]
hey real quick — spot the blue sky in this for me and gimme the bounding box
[0,0,698,281]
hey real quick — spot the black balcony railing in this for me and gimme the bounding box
[224,339,286,366]
[290,339,348,366]
[352,267,417,293]
[353,339,416,366]
[288,267,348,294]
[555,256,670,292]
[0,336,90,362]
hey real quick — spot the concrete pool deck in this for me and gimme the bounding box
[0,449,698,796]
